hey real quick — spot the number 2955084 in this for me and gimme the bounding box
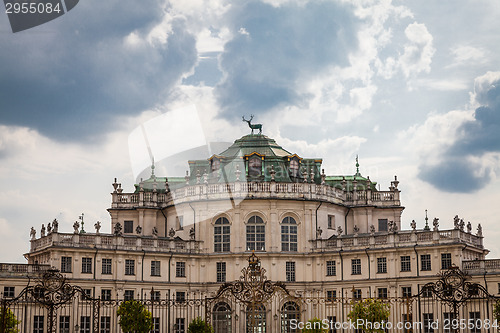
[5,2,62,14]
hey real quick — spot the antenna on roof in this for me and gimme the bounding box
[151,157,155,177]
[140,123,155,179]
[424,209,430,231]
[355,155,360,175]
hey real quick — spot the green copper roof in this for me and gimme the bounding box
[218,134,292,158]
[133,133,378,191]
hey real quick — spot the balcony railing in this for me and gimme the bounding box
[30,227,483,255]
[463,259,500,274]
[312,228,483,252]
[0,263,51,276]
[30,232,201,254]
[111,181,400,209]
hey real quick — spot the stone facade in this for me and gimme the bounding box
[1,133,499,316]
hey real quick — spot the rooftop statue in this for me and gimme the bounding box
[242,115,262,135]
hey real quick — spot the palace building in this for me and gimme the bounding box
[1,131,499,332]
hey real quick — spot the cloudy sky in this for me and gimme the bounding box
[1,0,499,262]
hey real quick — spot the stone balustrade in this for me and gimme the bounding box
[30,233,201,254]
[0,263,51,277]
[312,228,483,252]
[30,227,482,255]
[463,259,500,274]
[111,181,400,209]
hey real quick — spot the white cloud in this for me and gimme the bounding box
[447,45,487,68]
[470,71,500,107]
[398,110,474,163]
[412,78,469,91]
[277,135,367,175]
[196,27,232,53]
[399,22,435,78]
[238,27,250,36]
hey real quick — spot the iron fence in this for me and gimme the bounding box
[1,259,499,333]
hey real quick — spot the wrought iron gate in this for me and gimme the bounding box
[412,266,499,333]
[205,252,300,332]
[1,261,499,333]
[0,268,98,333]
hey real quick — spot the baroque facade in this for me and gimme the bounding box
[1,132,499,332]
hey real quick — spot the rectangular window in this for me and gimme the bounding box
[326,290,337,301]
[377,257,387,273]
[402,314,413,333]
[214,223,230,253]
[176,262,186,278]
[124,220,133,233]
[177,216,184,230]
[33,315,44,333]
[401,255,411,272]
[353,289,362,299]
[102,258,112,275]
[3,286,14,298]
[59,316,70,333]
[151,291,161,301]
[80,316,91,333]
[377,288,388,299]
[101,289,112,301]
[351,259,361,275]
[422,286,432,298]
[421,254,431,271]
[443,312,456,333]
[175,318,185,333]
[378,219,388,232]
[100,316,111,333]
[286,261,296,282]
[176,291,186,303]
[124,290,134,301]
[217,262,226,283]
[402,286,412,298]
[61,256,72,273]
[441,253,452,270]
[83,289,92,298]
[151,261,161,276]
[469,312,481,333]
[327,316,337,333]
[423,313,434,333]
[152,318,160,333]
[326,260,336,276]
[328,215,335,229]
[81,257,92,274]
[246,224,266,251]
[125,259,135,275]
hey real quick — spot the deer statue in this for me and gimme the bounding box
[242,115,262,134]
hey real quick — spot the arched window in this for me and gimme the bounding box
[246,304,266,333]
[246,216,265,251]
[211,158,220,172]
[289,159,299,177]
[214,217,230,252]
[280,301,300,333]
[248,156,262,178]
[213,302,231,333]
[281,217,297,252]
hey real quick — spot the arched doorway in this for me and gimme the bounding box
[213,302,232,333]
[246,304,266,333]
[280,301,300,333]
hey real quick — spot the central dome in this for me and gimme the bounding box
[218,134,292,158]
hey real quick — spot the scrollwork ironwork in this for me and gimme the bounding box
[206,252,298,328]
[5,268,97,333]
